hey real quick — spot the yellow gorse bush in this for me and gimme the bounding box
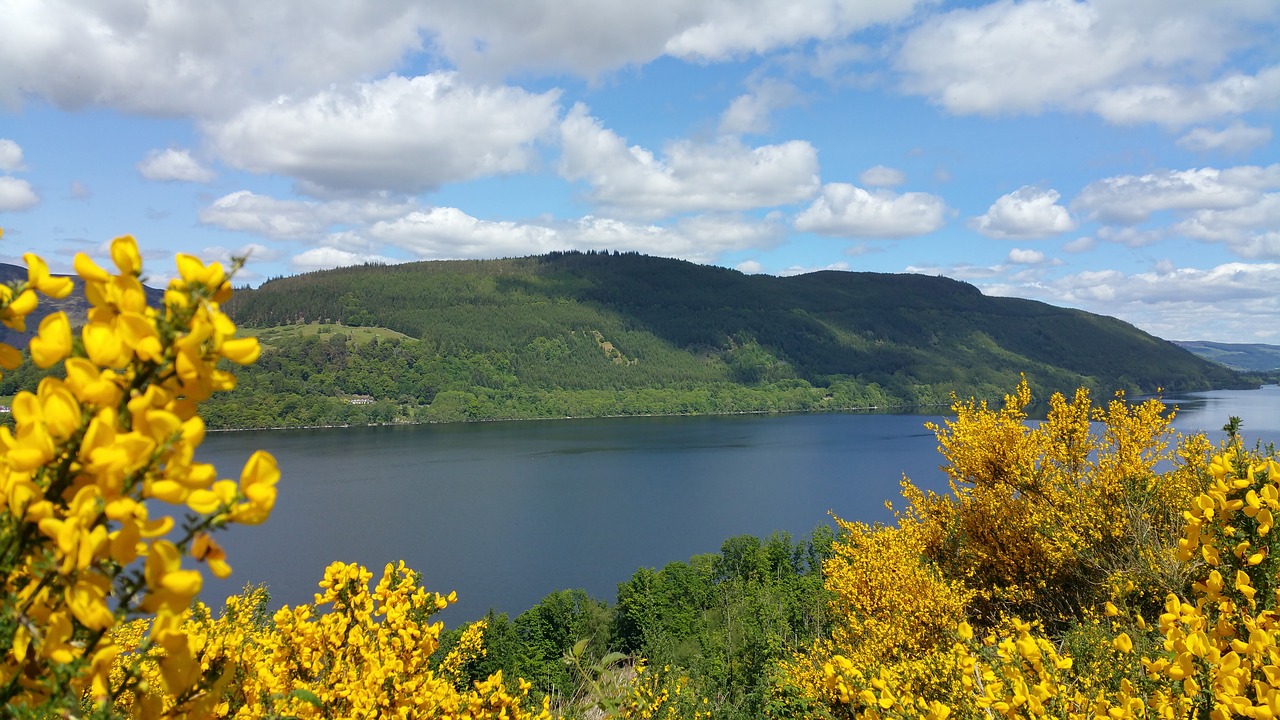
[901,380,1201,625]
[782,381,1280,720]
[0,232,686,720]
[0,232,278,717]
[106,560,551,719]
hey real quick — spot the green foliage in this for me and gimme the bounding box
[1175,339,1280,372]
[200,252,1251,429]
[439,528,834,719]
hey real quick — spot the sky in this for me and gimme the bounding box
[0,1,1277,344]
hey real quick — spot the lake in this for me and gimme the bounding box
[197,385,1280,620]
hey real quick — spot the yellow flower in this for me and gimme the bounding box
[30,310,73,368]
[232,450,280,525]
[110,234,143,275]
[1113,633,1134,653]
[23,252,74,298]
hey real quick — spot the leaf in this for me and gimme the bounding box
[600,652,627,667]
[572,638,590,659]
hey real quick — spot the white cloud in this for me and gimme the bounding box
[69,180,91,200]
[1062,236,1095,253]
[970,186,1075,239]
[291,247,402,272]
[0,177,39,211]
[1176,193,1280,258]
[896,0,1280,126]
[735,259,764,274]
[1007,248,1046,264]
[0,139,25,171]
[559,104,820,218]
[0,1,931,116]
[360,207,563,259]
[1177,122,1274,154]
[858,165,906,187]
[1074,165,1280,224]
[663,0,920,62]
[0,1,430,116]
[137,148,215,182]
[984,261,1280,342]
[199,190,417,240]
[210,73,561,194]
[202,243,283,265]
[718,79,801,135]
[1094,226,1164,247]
[794,183,947,238]
[359,207,783,263]
[1092,67,1280,127]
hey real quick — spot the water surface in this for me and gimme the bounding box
[197,386,1280,618]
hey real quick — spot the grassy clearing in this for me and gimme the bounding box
[243,322,413,347]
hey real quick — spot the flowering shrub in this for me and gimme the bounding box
[0,233,700,720]
[900,379,1206,625]
[104,560,551,719]
[779,381,1280,720]
[0,232,277,717]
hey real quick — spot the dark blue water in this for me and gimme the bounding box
[195,386,1280,619]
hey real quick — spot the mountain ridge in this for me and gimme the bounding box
[222,251,1245,396]
[0,253,1253,428]
[1174,340,1280,373]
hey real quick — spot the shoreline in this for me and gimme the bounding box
[204,401,955,434]
[203,383,1280,435]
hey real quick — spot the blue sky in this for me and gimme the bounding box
[1,0,1277,343]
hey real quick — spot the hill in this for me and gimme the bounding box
[1174,340,1280,372]
[0,263,165,348]
[190,251,1244,428]
[0,252,1250,428]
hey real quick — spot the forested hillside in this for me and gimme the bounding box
[207,251,1246,427]
[1175,339,1280,372]
[0,253,1249,429]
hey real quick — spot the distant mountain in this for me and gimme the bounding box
[1174,340,1280,372]
[221,251,1245,398]
[0,264,164,348]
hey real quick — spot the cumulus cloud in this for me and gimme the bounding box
[559,104,820,218]
[1074,165,1280,224]
[970,186,1075,239]
[1007,248,1046,264]
[421,0,921,76]
[1062,236,1095,253]
[896,0,1280,126]
[137,148,215,182]
[858,165,906,187]
[210,73,561,194]
[984,261,1280,342]
[1092,67,1280,127]
[1095,226,1165,247]
[199,191,417,239]
[1176,193,1280,258]
[0,1,429,116]
[1177,122,1274,154]
[718,79,801,135]
[662,0,920,61]
[357,206,783,262]
[794,183,947,238]
[0,139,25,171]
[359,207,562,259]
[735,259,764,274]
[291,247,402,272]
[0,176,39,211]
[0,1,930,116]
